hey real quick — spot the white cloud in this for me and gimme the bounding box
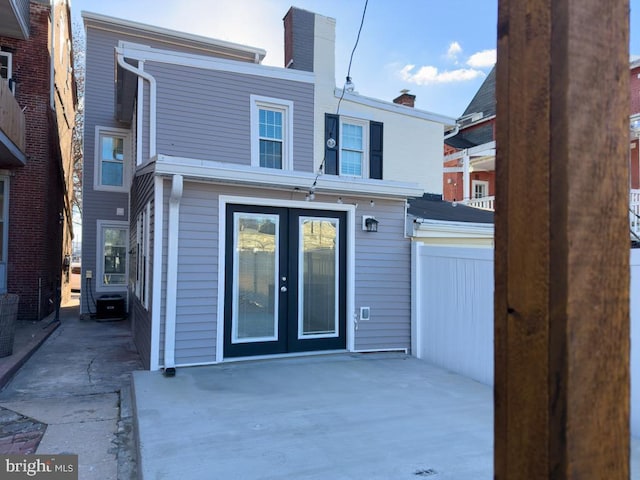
[466,49,497,68]
[447,41,462,59]
[400,64,485,85]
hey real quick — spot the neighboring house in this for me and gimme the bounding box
[443,67,496,208]
[0,0,76,318]
[628,60,640,239]
[630,59,640,189]
[407,193,494,248]
[81,8,454,370]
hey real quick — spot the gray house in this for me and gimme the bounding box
[81,8,454,370]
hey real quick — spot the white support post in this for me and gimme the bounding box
[463,154,471,202]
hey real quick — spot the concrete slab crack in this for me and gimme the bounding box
[87,356,98,385]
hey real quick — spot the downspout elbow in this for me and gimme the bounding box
[115,47,157,158]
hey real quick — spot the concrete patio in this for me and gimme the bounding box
[132,353,640,480]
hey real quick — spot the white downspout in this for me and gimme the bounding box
[49,4,55,109]
[115,47,156,158]
[163,174,183,375]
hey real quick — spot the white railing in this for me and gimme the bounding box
[465,192,640,224]
[631,190,640,238]
[465,196,495,211]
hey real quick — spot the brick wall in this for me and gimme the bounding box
[631,66,640,115]
[0,1,73,320]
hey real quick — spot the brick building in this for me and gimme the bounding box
[0,0,76,319]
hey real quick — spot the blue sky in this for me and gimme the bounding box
[72,0,640,118]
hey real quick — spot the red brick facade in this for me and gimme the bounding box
[0,2,75,320]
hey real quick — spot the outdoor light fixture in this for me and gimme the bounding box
[345,76,355,93]
[362,215,378,232]
[326,137,336,149]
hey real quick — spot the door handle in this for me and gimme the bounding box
[280,285,287,292]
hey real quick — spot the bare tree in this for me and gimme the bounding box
[72,21,84,217]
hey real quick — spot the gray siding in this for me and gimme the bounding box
[83,26,315,315]
[82,27,139,314]
[157,182,411,367]
[129,173,155,369]
[352,201,411,351]
[147,62,314,172]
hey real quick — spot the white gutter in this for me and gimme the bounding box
[443,124,459,140]
[115,45,157,158]
[163,174,183,374]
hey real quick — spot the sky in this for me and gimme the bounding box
[71,0,640,118]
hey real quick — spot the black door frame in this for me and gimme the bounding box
[223,204,347,358]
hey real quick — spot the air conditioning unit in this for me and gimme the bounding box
[96,295,125,320]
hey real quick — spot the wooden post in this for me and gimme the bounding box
[495,0,630,478]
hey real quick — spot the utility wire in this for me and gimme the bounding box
[309,0,370,199]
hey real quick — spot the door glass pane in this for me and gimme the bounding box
[299,217,339,338]
[103,227,127,285]
[233,213,279,343]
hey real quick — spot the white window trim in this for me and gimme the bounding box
[135,203,151,309]
[96,220,129,292]
[93,126,131,192]
[339,116,369,178]
[472,179,490,199]
[250,95,294,170]
[0,52,13,94]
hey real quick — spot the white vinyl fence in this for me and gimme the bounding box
[412,243,640,438]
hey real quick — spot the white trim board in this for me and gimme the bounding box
[154,154,424,199]
[150,176,164,370]
[334,88,456,126]
[118,41,314,84]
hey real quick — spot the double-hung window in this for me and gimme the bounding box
[251,95,293,170]
[340,120,367,177]
[324,114,383,179]
[97,221,128,290]
[95,127,130,191]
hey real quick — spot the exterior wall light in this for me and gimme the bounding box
[362,215,378,232]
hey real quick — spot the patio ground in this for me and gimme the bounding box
[133,353,640,480]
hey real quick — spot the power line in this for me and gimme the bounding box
[308,0,370,201]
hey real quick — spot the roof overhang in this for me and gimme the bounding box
[147,154,424,199]
[83,11,266,63]
[0,129,26,167]
[0,0,30,40]
[334,89,457,127]
[410,216,494,239]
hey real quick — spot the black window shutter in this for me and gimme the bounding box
[324,114,339,175]
[369,121,383,179]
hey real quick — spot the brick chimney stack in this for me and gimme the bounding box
[393,90,416,108]
[283,7,315,72]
